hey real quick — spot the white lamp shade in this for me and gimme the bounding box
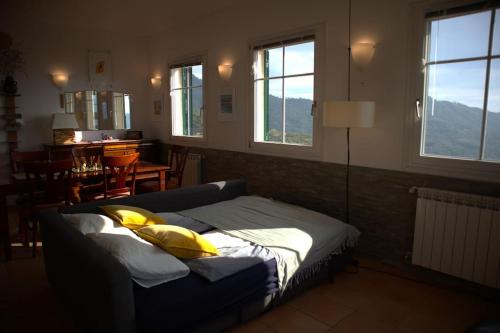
[218,64,233,81]
[351,42,375,68]
[323,101,375,128]
[51,113,79,129]
[150,77,162,89]
[51,73,69,89]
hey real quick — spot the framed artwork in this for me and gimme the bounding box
[88,50,112,87]
[154,99,162,115]
[218,88,235,122]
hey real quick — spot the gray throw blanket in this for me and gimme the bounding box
[180,196,360,290]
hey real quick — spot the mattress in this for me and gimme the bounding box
[133,257,278,333]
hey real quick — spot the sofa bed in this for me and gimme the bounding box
[39,179,358,333]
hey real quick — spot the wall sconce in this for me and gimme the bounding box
[218,64,233,81]
[150,76,162,89]
[51,73,69,90]
[351,42,376,68]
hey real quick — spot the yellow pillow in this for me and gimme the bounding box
[134,225,219,259]
[100,205,166,230]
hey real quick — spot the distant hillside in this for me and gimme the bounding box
[267,95,313,144]
[263,94,499,158]
[424,98,500,160]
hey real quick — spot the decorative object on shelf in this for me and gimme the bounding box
[2,75,17,95]
[51,113,80,145]
[218,64,232,81]
[88,50,112,88]
[51,73,69,90]
[0,33,25,95]
[126,130,143,140]
[218,88,235,122]
[1,93,22,153]
[322,0,376,224]
[150,76,162,89]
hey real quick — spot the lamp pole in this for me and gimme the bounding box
[345,0,352,224]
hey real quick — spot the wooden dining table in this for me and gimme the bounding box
[71,160,169,190]
[0,161,170,261]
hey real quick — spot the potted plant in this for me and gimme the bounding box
[0,32,25,95]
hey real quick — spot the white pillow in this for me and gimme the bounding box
[87,231,190,288]
[62,213,120,234]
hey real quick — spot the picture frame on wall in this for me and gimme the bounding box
[218,88,235,122]
[88,50,112,88]
[153,98,162,115]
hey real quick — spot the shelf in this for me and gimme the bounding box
[0,94,21,97]
[0,106,19,109]
[1,114,22,120]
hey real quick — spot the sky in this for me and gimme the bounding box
[427,9,500,113]
[257,41,315,100]
[181,9,500,114]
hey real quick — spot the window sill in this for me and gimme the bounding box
[170,135,207,147]
[248,141,320,161]
[404,154,500,184]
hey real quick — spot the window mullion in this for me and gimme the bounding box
[264,50,270,141]
[187,67,192,136]
[281,46,286,143]
[181,69,188,136]
[479,8,496,160]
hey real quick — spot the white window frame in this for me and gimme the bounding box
[248,25,325,159]
[167,55,207,145]
[404,0,500,182]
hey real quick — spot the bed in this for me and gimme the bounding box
[39,179,358,333]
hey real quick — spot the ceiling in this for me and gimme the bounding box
[2,0,244,36]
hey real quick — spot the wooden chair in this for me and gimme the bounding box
[137,145,190,193]
[22,159,73,257]
[81,153,139,201]
[10,150,49,174]
[10,150,50,245]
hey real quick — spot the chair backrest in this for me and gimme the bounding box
[101,153,139,199]
[72,146,103,169]
[23,159,74,206]
[10,150,49,173]
[168,145,190,187]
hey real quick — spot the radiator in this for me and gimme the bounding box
[181,153,202,187]
[411,187,500,289]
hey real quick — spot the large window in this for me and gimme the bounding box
[253,36,316,146]
[421,5,500,162]
[170,63,204,138]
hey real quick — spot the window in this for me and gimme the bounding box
[170,63,204,138]
[253,36,316,147]
[421,4,500,162]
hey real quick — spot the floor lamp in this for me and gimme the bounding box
[322,0,375,226]
[323,101,374,224]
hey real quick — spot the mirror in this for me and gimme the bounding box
[64,90,132,130]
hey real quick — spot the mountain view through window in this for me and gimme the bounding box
[422,8,500,162]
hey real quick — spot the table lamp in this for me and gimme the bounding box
[51,113,79,145]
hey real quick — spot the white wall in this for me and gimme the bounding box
[0,21,150,151]
[146,0,413,172]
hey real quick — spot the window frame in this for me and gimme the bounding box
[248,26,324,159]
[404,0,500,182]
[168,56,207,145]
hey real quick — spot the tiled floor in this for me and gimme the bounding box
[1,247,499,333]
[230,266,500,333]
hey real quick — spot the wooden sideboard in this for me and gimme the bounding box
[43,139,160,163]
